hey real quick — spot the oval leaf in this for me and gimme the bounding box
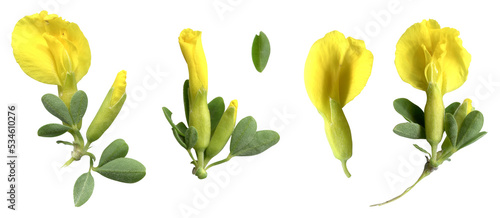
[172,128,187,149]
[252,31,271,72]
[231,130,279,156]
[98,139,129,167]
[70,90,88,124]
[185,126,198,150]
[73,172,94,207]
[183,80,190,124]
[393,98,425,127]
[457,111,484,149]
[95,158,146,183]
[208,97,225,136]
[459,131,487,150]
[230,116,257,154]
[41,93,73,125]
[38,123,71,137]
[176,122,188,135]
[445,102,461,115]
[393,122,426,139]
[444,113,458,147]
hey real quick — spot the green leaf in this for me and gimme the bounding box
[393,98,425,127]
[56,140,73,146]
[230,116,257,155]
[73,172,94,207]
[252,31,271,72]
[459,131,487,150]
[176,122,188,135]
[98,139,129,167]
[69,90,88,124]
[413,144,430,156]
[444,113,458,147]
[183,80,190,124]
[456,111,484,149]
[185,127,198,150]
[208,97,225,136]
[445,102,461,115]
[393,122,426,139]
[38,123,71,137]
[41,94,73,125]
[95,158,146,183]
[172,128,187,149]
[231,130,279,156]
[162,107,184,136]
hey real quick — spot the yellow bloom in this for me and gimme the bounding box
[178,28,211,159]
[395,19,471,94]
[12,10,91,86]
[110,70,127,106]
[179,28,208,100]
[304,31,373,177]
[454,98,473,130]
[395,19,471,148]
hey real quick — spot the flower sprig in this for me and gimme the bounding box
[163,28,280,179]
[12,11,146,207]
[371,19,486,206]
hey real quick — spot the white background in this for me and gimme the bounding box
[1,0,499,217]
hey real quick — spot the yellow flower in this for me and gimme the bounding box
[395,19,471,94]
[86,71,127,143]
[12,11,91,106]
[395,19,471,149]
[304,31,373,177]
[454,98,473,130]
[178,28,211,160]
[179,28,208,100]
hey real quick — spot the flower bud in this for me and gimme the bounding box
[453,98,473,131]
[86,70,127,143]
[204,100,238,163]
[324,99,352,178]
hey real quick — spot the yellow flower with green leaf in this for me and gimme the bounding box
[304,31,373,178]
[395,19,471,158]
[12,10,91,106]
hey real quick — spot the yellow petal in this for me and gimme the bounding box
[395,19,470,94]
[304,31,373,120]
[11,11,91,85]
[229,99,238,121]
[179,28,208,99]
[110,70,127,106]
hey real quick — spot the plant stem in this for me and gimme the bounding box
[206,155,232,170]
[187,149,196,164]
[370,162,433,207]
[341,160,351,178]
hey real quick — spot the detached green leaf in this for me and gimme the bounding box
[445,102,461,115]
[252,31,271,72]
[41,94,73,125]
[73,172,94,207]
[231,130,280,156]
[95,158,146,183]
[70,91,88,124]
[162,107,184,136]
[393,98,425,127]
[38,123,71,137]
[230,116,257,155]
[208,97,225,136]
[393,123,426,139]
[444,113,458,147]
[456,111,484,149]
[183,80,190,124]
[185,127,198,150]
[98,139,129,167]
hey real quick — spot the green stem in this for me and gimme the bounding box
[187,149,197,164]
[430,141,438,168]
[196,150,205,169]
[62,157,75,167]
[370,162,433,207]
[341,160,351,178]
[206,155,232,170]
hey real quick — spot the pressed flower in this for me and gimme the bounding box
[86,70,127,143]
[304,31,373,177]
[178,28,211,157]
[12,10,91,106]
